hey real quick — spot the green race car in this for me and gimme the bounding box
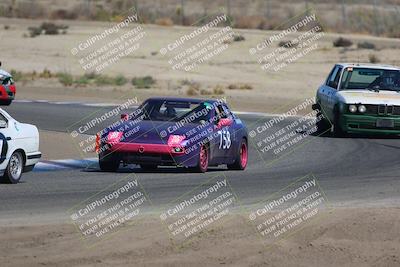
[313,63,400,136]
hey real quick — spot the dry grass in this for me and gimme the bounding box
[155,17,174,26]
[227,83,253,90]
[2,0,400,37]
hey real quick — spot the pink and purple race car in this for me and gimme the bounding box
[0,62,16,106]
[96,97,248,172]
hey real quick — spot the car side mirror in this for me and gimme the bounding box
[0,120,7,128]
[217,118,232,129]
[121,114,129,121]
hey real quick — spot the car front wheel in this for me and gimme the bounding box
[333,107,346,137]
[1,151,24,184]
[193,144,209,173]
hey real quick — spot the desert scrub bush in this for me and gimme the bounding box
[180,79,194,86]
[240,84,253,90]
[41,22,69,35]
[278,40,298,48]
[213,85,225,95]
[186,82,201,96]
[39,68,53,79]
[333,37,353,47]
[94,75,114,86]
[114,75,128,86]
[10,69,23,82]
[28,26,42,37]
[228,83,253,90]
[227,84,238,90]
[155,17,174,26]
[369,54,380,63]
[131,76,155,89]
[233,34,245,42]
[57,72,73,86]
[357,41,376,50]
[27,22,68,37]
[186,87,199,96]
[74,76,90,86]
[83,72,99,80]
[10,70,23,82]
[200,89,212,95]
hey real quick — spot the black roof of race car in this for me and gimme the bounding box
[145,97,221,104]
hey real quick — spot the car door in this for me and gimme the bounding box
[319,65,342,122]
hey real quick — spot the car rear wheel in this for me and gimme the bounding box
[99,153,120,172]
[228,139,248,170]
[193,144,209,173]
[1,151,23,184]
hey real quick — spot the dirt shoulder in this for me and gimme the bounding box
[1,208,399,267]
[39,130,96,160]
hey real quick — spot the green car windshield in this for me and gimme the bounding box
[340,68,400,91]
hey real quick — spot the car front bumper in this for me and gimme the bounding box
[340,114,400,134]
[107,142,199,167]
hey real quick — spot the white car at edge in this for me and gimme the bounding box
[0,108,41,183]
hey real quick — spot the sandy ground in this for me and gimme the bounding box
[1,18,400,113]
[0,208,399,267]
[39,130,96,160]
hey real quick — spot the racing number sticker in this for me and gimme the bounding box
[218,129,231,150]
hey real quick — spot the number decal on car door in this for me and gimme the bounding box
[218,129,231,149]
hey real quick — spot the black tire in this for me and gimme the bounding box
[228,138,248,170]
[333,107,346,138]
[0,100,12,106]
[1,151,24,184]
[99,153,120,172]
[192,144,209,173]
[315,112,330,133]
[140,164,158,170]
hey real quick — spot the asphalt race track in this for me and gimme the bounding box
[1,101,400,222]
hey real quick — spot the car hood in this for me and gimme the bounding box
[337,90,400,105]
[106,120,207,144]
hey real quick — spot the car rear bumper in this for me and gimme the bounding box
[341,114,400,134]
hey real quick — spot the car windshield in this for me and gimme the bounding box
[137,99,213,123]
[340,67,400,91]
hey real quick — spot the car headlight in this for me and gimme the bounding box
[358,105,366,113]
[348,105,357,113]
